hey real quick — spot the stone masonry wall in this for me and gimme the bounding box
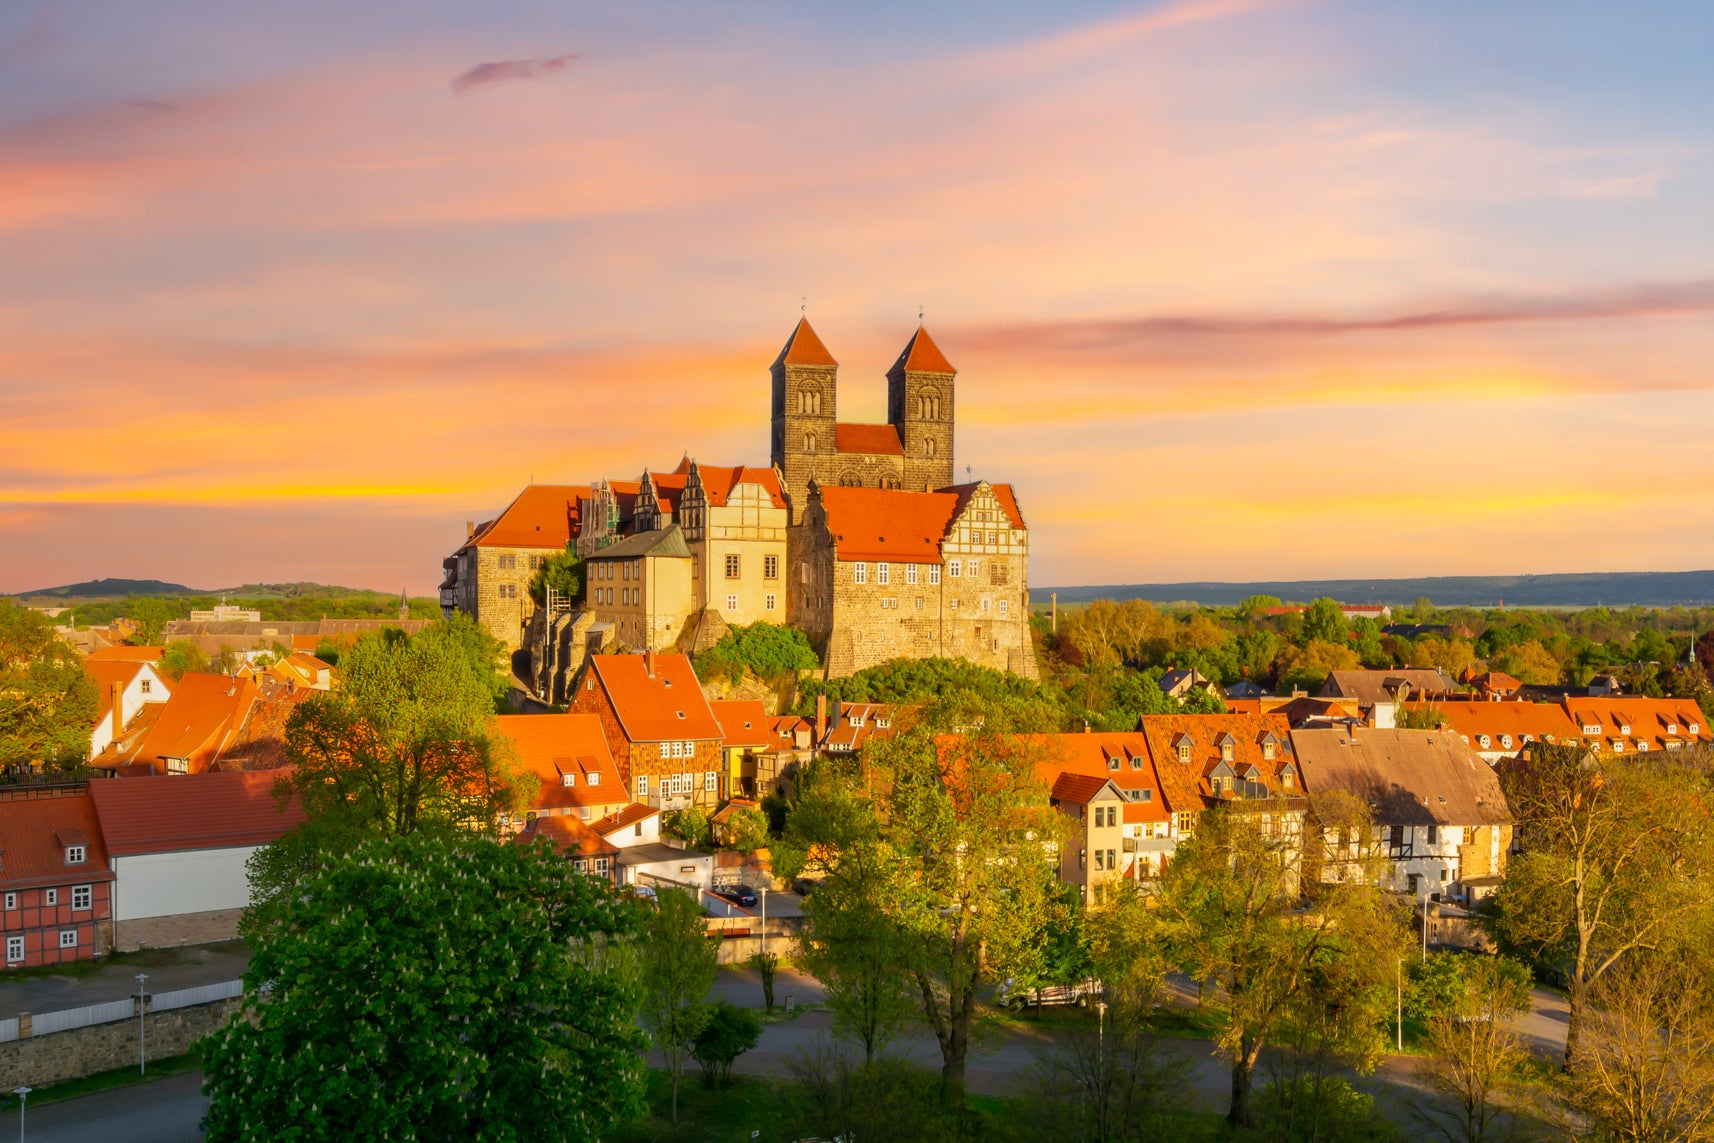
[114,908,242,952]
[0,997,240,1090]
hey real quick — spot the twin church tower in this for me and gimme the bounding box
[770,317,957,521]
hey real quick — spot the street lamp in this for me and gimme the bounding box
[12,1086,28,1143]
[1396,958,1404,1051]
[1420,888,1430,963]
[760,886,768,958]
[136,973,149,1075]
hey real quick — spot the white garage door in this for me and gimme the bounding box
[113,847,263,921]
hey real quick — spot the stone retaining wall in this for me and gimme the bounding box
[0,997,240,1090]
[114,908,243,952]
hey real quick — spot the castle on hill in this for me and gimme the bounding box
[440,318,1037,685]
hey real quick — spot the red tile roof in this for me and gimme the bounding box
[1401,700,1579,753]
[494,714,627,812]
[215,683,313,771]
[87,770,305,855]
[834,423,904,456]
[816,483,1026,562]
[1026,733,1169,823]
[470,484,590,549]
[693,464,787,509]
[84,660,170,720]
[87,646,165,663]
[1135,712,1301,816]
[775,317,838,368]
[116,673,258,774]
[592,802,659,836]
[518,814,619,858]
[709,700,772,749]
[1560,697,1710,751]
[588,654,724,743]
[0,791,114,889]
[891,326,956,374]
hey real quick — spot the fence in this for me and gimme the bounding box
[0,979,244,1042]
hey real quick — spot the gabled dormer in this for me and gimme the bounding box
[1258,730,1281,760]
[1171,732,1195,764]
[1214,731,1236,763]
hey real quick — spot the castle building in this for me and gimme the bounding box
[771,318,956,519]
[789,480,1038,678]
[584,526,695,652]
[441,484,588,652]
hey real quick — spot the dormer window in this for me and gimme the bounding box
[1280,765,1296,789]
[1262,741,1276,761]
[1692,723,1702,736]
[1500,735,1513,749]
[587,772,600,785]
[1667,723,1678,735]
[1636,741,1650,752]
[1107,756,1121,772]
[1177,743,1192,764]
[1619,724,1631,736]
[1220,743,1234,763]
[1130,754,1143,770]
[1582,724,1601,736]
[562,773,576,787]
[65,845,86,865]
[1477,735,1491,749]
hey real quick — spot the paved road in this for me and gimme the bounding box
[25,1070,206,1143]
[0,943,250,1017]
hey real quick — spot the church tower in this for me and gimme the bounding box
[771,317,839,522]
[887,326,956,491]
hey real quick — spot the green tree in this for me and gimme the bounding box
[695,622,820,683]
[203,833,646,1143]
[126,595,178,644]
[661,805,712,849]
[640,887,721,1123]
[1486,745,1714,1069]
[0,599,97,770]
[690,1001,761,1087]
[1413,955,1534,1143]
[1154,803,1404,1128]
[721,805,770,854]
[528,549,585,607]
[1494,639,1561,685]
[159,638,209,680]
[784,770,919,1063]
[1275,639,1360,693]
[1302,598,1348,645]
[1237,595,1285,622]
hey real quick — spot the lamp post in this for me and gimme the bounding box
[136,973,149,1075]
[760,886,768,958]
[12,1086,28,1143]
[1396,958,1404,1051]
[1421,888,1430,963]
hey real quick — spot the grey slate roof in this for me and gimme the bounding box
[585,525,691,561]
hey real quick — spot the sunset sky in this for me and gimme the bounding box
[3,0,1712,594]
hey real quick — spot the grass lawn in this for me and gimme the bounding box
[3,1046,202,1109]
[608,1070,799,1143]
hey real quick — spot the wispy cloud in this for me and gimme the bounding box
[965,281,1714,353]
[450,54,579,96]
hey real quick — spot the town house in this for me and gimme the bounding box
[83,656,172,760]
[1134,712,1310,859]
[567,653,727,809]
[493,713,630,826]
[441,484,589,652]
[0,789,115,968]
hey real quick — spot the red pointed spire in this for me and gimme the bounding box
[893,326,955,374]
[777,317,838,368]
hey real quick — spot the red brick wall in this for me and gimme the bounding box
[0,880,113,969]
[567,677,630,780]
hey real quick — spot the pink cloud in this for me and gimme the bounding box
[450,54,579,95]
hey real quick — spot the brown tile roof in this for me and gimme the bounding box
[87,770,306,854]
[1291,727,1511,827]
[890,326,956,375]
[1135,712,1301,815]
[0,791,114,889]
[518,814,619,858]
[588,654,724,743]
[709,700,772,749]
[215,682,313,771]
[1050,771,1114,804]
[470,484,590,549]
[495,713,627,813]
[1320,669,1457,707]
[774,317,837,368]
[114,673,259,774]
[591,801,659,836]
[835,423,905,456]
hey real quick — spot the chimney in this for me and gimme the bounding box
[815,695,827,742]
[110,682,124,741]
[645,648,655,678]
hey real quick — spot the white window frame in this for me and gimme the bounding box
[58,929,77,950]
[877,563,890,585]
[929,566,941,585]
[999,600,1008,615]
[854,563,867,585]
[2,893,14,911]
[704,771,717,792]
[906,564,918,585]
[44,889,58,906]
[765,593,777,611]
[5,936,21,962]
[726,594,739,612]
[636,775,650,799]
[72,885,91,911]
[948,559,960,578]
[65,845,85,865]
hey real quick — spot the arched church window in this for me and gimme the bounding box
[924,438,937,458]
[839,471,862,488]
[804,432,817,453]
[799,388,821,415]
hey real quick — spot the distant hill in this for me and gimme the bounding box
[13,578,205,599]
[1039,570,1714,609]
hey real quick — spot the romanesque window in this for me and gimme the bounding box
[839,472,861,487]
[916,392,941,419]
[798,388,822,415]
[804,431,817,452]
[924,438,936,458]
[882,476,901,489]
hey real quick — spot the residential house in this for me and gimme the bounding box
[820,702,902,755]
[83,657,172,760]
[584,527,695,652]
[1466,671,1522,700]
[494,713,630,826]
[96,673,260,776]
[1031,733,1172,904]
[88,771,306,949]
[1399,700,1579,764]
[1225,681,1266,701]
[268,652,333,691]
[1292,727,1512,903]
[648,460,791,627]
[1318,669,1458,728]
[516,816,621,884]
[0,789,115,968]
[1159,669,1218,702]
[757,714,819,797]
[1559,696,1711,754]
[709,700,772,799]
[593,802,663,851]
[590,803,713,889]
[1134,713,1310,852]
[567,653,727,809]
[441,483,590,651]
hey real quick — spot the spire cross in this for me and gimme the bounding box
[918,302,924,323]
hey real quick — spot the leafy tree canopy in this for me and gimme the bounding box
[529,549,585,607]
[204,833,647,1143]
[0,599,96,770]
[695,621,819,684]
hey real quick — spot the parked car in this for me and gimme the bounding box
[996,977,1104,1010]
[711,884,759,908]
